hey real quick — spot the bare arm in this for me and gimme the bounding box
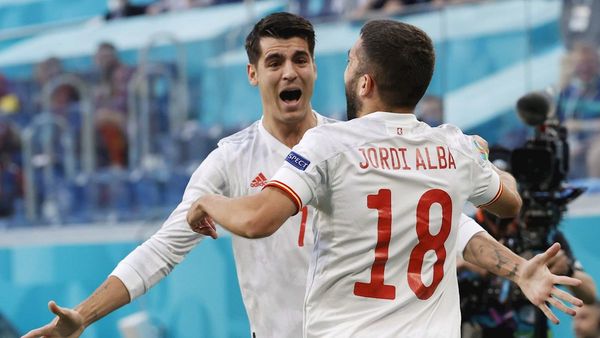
[75,276,130,326]
[22,276,130,338]
[463,231,583,324]
[481,167,522,218]
[188,187,297,239]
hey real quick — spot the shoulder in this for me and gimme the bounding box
[317,113,340,126]
[217,121,260,148]
[430,124,489,165]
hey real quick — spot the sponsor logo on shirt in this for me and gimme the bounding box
[472,139,489,161]
[250,172,268,187]
[286,151,311,171]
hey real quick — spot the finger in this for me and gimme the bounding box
[539,243,561,264]
[547,296,576,316]
[539,302,559,324]
[21,324,52,338]
[194,224,218,239]
[554,275,583,288]
[201,218,215,231]
[206,217,216,230]
[551,287,583,307]
[207,228,218,240]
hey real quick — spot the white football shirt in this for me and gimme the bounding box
[267,112,501,338]
[112,112,335,337]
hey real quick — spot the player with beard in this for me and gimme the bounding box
[188,20,584,337]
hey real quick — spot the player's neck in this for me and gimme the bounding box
[359,101,414,117]
[263,112,317,149]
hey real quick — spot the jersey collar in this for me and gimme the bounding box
[258,110,325,152]
[363,111,419,123]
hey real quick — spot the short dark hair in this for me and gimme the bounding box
[359,20,435,109]
[245,12,315,65]
[97,41,116,52]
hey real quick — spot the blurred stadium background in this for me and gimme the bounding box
[0,0,598,337]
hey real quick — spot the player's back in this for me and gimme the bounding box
[296,112,500,338]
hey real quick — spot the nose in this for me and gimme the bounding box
[282,61,297,82]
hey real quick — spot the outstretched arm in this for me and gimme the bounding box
[188,187,297,239]
[21,276,130,338]
[463,231,583,324]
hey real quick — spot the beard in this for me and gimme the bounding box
[345,75,362,121]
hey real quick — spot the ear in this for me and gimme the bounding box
[313,60,317,81]
[247,63,258,86]
[359,74,375,98]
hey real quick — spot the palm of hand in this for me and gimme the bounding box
[516,243,583,324]
[21,301,85,338]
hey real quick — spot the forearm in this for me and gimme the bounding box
[463,231,525,283]
[571,271,597,305]
[200,195,257,237]
[74,276,130,327]
[199,189,296,238]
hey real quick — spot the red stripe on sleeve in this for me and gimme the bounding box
[478,183,504,208]
[263,180,302,215]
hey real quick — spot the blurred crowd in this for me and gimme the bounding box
[0,0,598,224]
[103,0,487,20]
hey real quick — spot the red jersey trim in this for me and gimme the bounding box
[477,182,504,208]
[264,180,302,215]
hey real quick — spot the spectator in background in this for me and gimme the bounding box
[92,42,132,168]
[0,75,20,117]
[146,0,215,15]
[573,301,600,338]
[33,57,64,113]
[105,0,148,20]
[561,0,600,51]
[556,42,600,178]
[351,0,479,17]
[0,120,22,218]
[416,94,444,127]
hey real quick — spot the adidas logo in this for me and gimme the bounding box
[250,172,268,188]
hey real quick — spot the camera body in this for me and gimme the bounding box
[459,92,585,336]
[511,92,584,251]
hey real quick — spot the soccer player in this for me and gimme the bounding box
[26,13,488,338]
[187,20,584,337]
[22,12,328,338]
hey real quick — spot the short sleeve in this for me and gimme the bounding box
[461,135,503,207]
[265,128,330,213]
[456,214,486,259]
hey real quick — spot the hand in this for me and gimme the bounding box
[187,198,218,239]
[516,243,583,324]
[21,301,84,338]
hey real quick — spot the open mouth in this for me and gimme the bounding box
[279,89,302,103]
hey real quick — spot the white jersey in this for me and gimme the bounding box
[112,112,335,338]
[267,112,501,338]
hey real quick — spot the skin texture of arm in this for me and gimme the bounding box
[463,231,584,324]
[188,187,297,239]
[481,167,522,218]
[21,276,130,338]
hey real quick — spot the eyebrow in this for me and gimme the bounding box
[293,50,310,58]
[264,52,283,63]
